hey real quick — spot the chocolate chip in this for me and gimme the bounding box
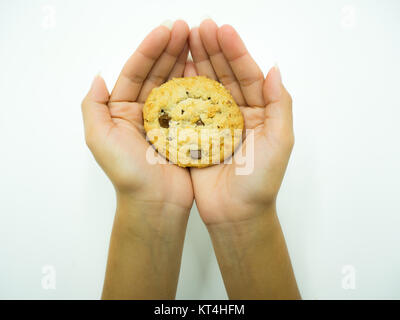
[190,149,202,159]
[208,97,211,100]
[160,109,164,113]
[158,114,171,128]
[181,109,185,114]
[186,91,189,95]
[196,119,204,126]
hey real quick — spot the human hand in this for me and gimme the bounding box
[82,21,193,299]
[186,20,294,225]
[82,21,193,212]
[185,20,299,299]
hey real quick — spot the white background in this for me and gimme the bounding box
[0,0,399,299]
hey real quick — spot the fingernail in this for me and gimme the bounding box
[199,14,212,25]
[188,51,193,62]
[273,63,282,84]
[90,72,101,89]
[89,73,109,102]
[160,19,174,30]
[267,64,283,100]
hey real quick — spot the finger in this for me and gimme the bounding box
[199,19,246,106]
[184,60,198,77]
[263,66,294,147]
[138,20,190,102]
[189,27,217,80]
[110,25,170,103]
[217,24,264,107]
[168,42,189,79]
[81,75,113,145]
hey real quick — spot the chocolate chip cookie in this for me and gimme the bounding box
[143,76,244,167]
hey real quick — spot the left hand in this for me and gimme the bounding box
[83,21,194,299]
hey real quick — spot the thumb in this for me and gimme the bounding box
[81,75,112,147]
[262,65,294,147]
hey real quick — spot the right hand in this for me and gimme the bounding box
[81,21,194,212]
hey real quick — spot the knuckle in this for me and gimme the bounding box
[218,74,236,86]
[148,73,165,85]
[239,73,264,87]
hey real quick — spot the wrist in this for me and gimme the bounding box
[202,200,277,228]
[103,192,191,300]
[206,206,300,300]
[207,205,279,243]
[116,191,192,213]
[113,192,191,242]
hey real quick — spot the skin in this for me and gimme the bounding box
[187,20,300,299]
[82,19,300,299]
[82,21,193,299]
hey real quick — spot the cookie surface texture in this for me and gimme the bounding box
[143,76,244,167]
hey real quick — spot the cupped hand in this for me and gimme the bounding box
[186,20,294,224]
[81,21,193,211]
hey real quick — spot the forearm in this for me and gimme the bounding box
[102,193,190,300]
[207,206,300,300]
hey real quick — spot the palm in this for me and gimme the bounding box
[103,102,193,208]
[191,104,289,224]
[187,21,293,224]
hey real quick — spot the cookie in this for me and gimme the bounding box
[143,76,244,167]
